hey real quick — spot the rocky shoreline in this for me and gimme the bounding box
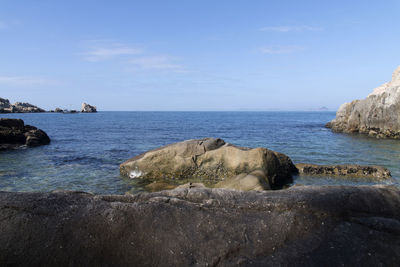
[0,185,399,266]
[327,66,400,139]
[1,133,399,265]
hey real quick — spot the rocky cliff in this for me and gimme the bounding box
[326,66,400,138]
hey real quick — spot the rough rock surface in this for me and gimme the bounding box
[0,186,399,266]
[0,97,45,113]
[120,138,297,190]
[326,66,400,138]
[296,163,392,180]
[0,118,50,150]
[81,103,97,113]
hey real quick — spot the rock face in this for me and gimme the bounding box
[120,138,297,190]
[0,98,45,113]
[81,103,97,113]
[0,118,50,150]
[326,66,400,138]
[0,186,399,266]
[296,163,392,180]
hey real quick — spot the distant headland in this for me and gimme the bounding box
[0,97,97,113]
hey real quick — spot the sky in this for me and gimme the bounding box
[0,0,399,111]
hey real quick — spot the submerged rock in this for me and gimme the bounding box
[296,163,392,180]
[120,138,298,190]
[0,118,50,150]
[326,66,400,138]
[81,103,97,113]
[0,185,399,266]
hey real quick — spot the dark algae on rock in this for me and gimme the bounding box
[296,163,392,180]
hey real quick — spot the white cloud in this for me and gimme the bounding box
[260,46,304,54]
[83,45,142,61]
[260,25,322,32]
[129,56,184,71]
[0,76,51,86]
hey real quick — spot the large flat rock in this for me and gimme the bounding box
[0,185,399,266]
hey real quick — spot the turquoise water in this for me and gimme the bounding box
[0,111,399,194]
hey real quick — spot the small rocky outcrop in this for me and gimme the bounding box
[81,103,97,113]
[296,163,392,180]
[0,97,45,113]
[54,108,64,113]
[120,138,298,190]
[0,185,399,266]
[326,66,400,138]
[0,118,50,150]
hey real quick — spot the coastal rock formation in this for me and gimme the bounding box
[120,138,297,190]
[0,97,45,113]
[81,103,97,113]
[296,163,392,180]
[0,186,399,266]
[0,118,50,150]
[326,66,400,138]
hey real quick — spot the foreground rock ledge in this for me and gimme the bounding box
[296,163,392,180]
[120,138,297,190]
[0,186,399,266]
[326,66,400,139]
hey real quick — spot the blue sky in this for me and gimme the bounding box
[1,0,399,111]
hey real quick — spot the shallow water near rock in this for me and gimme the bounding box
[0,111,399,194]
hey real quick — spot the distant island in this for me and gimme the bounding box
[0,97,97,113]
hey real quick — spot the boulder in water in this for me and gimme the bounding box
[120,138,297,190]
[0,118,50,150]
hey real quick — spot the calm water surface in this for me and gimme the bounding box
[1,112,399,194]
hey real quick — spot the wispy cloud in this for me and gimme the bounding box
[0,76,51,86]
[260,25,322,32]
[129,56,184,71]
[259,46,304,54]
[83,43,142,61]
[83,40,187,72]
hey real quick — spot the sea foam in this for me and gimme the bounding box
[129,169,143,179]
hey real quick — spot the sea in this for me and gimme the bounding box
[0,111,399,194]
